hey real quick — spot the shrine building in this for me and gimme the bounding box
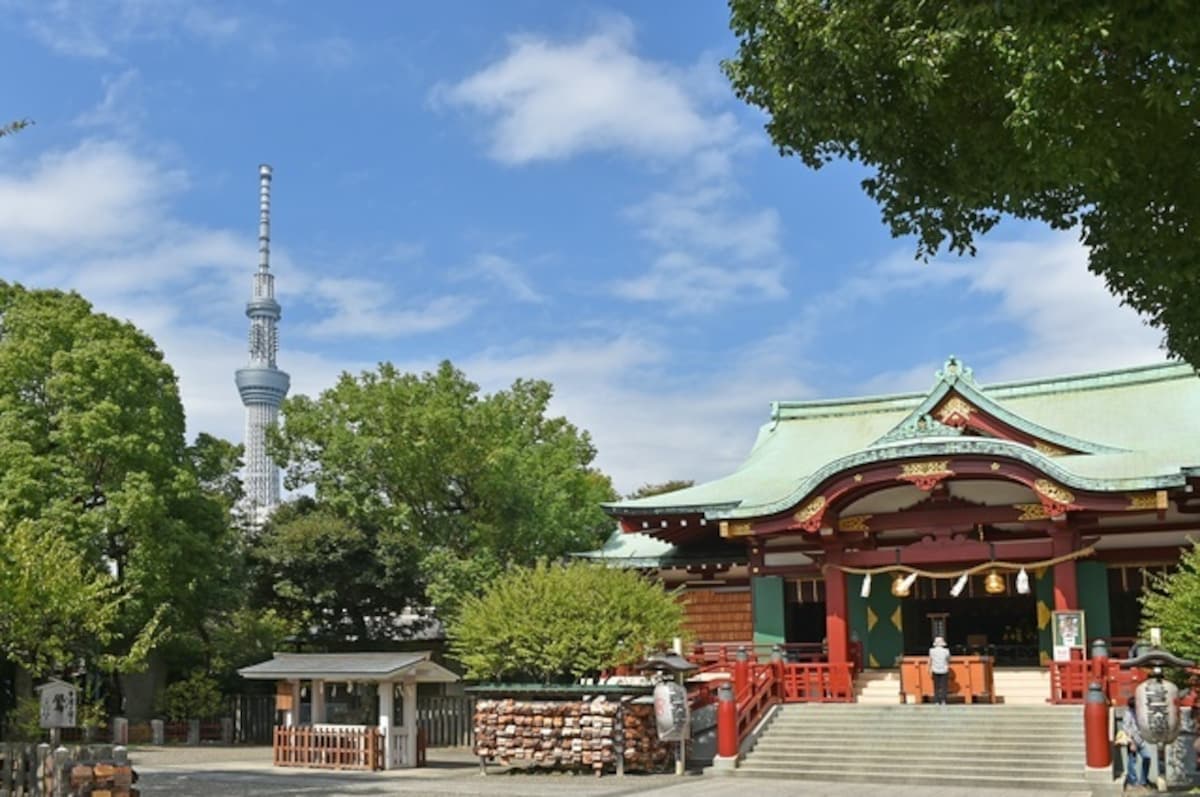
[593,357,1200,675]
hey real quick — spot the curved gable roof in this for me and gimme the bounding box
[604,357,1200,521]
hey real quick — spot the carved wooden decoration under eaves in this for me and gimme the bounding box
[838,514,872,533]
[935,396,975,428]
[1126,491,1167,511]
[897,460,955,491]
[793,496,828,531]
[719,520,753,539]
[1033,478,1076,515]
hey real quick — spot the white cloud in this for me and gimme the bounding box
[14,0,242,59]
[441,16,734,164]
[614,179,788,312]
[461,335,812,493]
[469,253,545,303]
[614,251,785,313]
[0,139,182,256]
[630,186,782,261]
[73,69,145,132]
[307,278,478,339]
[951,236,1167,378]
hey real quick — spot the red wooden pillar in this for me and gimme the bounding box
[1051,526,1078,610]
[824,550,850,666]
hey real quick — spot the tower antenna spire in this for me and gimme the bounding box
[258,164,272,275]
[236,163,290,524]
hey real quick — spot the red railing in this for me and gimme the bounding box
[691,641,863,673]
[777,662,855,703]
[1049,659,1151,704]
[734,665,778,744]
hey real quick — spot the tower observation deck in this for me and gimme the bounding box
[235,164,290,520]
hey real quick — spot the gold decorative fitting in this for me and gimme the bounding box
[793,496,827,530]
[1126,491,1167,511]
[838,514,872,533]
[935,396,975,428]
[990,462,1001,471]
[890,573,911,598]
[898,460,954,491]
[984,570,1006,595]
[1033,440,1067,457]
[853,474,864,482]
[720,520,753,538]
[1033,479,1075,505]
[1014,503,1050,521]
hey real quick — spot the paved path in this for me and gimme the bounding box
[132,746,1102,796]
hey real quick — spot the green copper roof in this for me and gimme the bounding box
[574,528,748,567]
[604,358,1200,520]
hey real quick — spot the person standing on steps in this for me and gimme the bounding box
[929,636,951,705]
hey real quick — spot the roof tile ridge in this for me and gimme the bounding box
[982,360,1191,397]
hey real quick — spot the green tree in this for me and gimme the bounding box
[451,561,684,682]
[0,119,32,139]
[251,501,404,642]
[725,2,1200,363]
[0,522,123,677]
[0,282,235,694]
[270,361,616,632]
[188,433,245,511]
[1140,540,1200,665]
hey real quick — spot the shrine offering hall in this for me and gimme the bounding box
[593,358,1200,678]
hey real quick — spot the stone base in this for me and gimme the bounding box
[711,754,738,774]
[1084,765,1112,783]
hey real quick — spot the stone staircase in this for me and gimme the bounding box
[737,703,1089,790]
[993,667,1051,704]
[854,669,902,704]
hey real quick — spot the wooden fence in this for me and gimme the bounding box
[273,725,381,771]
[229,694,275,744]
[0,743,134,796]
[0,742,46,794]
[416,696,473,747]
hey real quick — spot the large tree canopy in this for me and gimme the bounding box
[725,2,1200,363]
[451,561,684,682]
[0,282,235,678]
[269,361,616,636]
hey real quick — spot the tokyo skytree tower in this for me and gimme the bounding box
[235,165,290,522]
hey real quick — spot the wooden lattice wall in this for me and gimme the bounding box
[680,588,752,643]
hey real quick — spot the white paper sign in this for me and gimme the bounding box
[37,681,78,729]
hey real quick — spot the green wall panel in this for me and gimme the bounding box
[752,576,786,645]
[846,574,868,663]
[1036,568,1054,665]
[1077,561,1112,641]
[865,580,904,668]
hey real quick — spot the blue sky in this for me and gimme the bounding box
[0,1,1168,493]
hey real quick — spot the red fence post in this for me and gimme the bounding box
[733,646,751,697]
[713,681,739,772]
[1084,681,1112,778]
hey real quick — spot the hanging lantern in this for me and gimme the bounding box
[890,573,910,597]
[984,569,1006,595]
[950,572,969,597]
[1016,567,1030,595]
[860,572,872,598]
